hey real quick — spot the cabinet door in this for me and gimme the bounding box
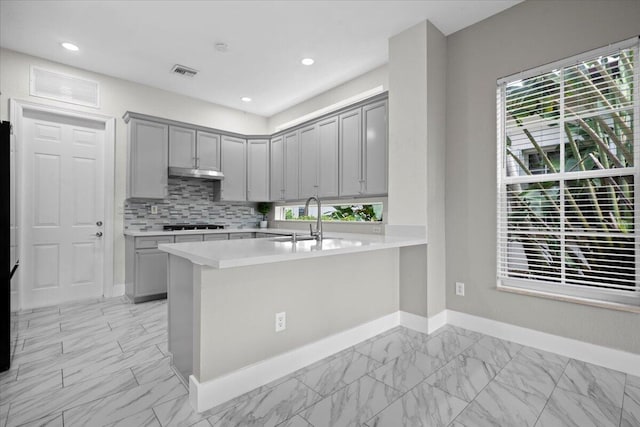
[204,233,229,241]
[283,131,299,200]
[135,250,168,297]
[169,126,196,169]
[270,136,284,201]
[363,100,388,195]
[220,136,247,201]
[174,234,203,243]
[247,139,270,201]
[128,119,168,199]
[229,233,255,239]
[197,131,220,170]
[317,117,339,198]
[298,124,318,199]
[339,109,362,197]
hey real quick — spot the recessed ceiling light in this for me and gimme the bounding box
[301,58,314,66]
[215,42,229,53]
[241,97,252,103]
[61,42,79,51]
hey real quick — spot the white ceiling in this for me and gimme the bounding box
[0,0,521,117]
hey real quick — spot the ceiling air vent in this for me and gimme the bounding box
[171,64,198,78]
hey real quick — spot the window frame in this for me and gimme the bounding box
[496,36,640,308]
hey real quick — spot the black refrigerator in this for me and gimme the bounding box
[1,120,18,372]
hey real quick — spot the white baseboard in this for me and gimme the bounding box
[399,311,428,333]
[427,310,448,334]
[190,311,399,412]
[447,310,640,377]
[111,283,125,297]
[399,310,447,335]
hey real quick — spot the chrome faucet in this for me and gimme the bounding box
[304,196,323,242]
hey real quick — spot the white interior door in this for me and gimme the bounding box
[21,109,106,308]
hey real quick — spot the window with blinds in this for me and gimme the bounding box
[497,37,640,306]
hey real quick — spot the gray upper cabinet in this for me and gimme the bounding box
[247,139,270,201]
[197,131,221,170]
[283,131,299,200]
[169,126,196,169]
[270,136,284,201]
[127,118,168,199]
[317,116,339,198]
[298,124,318,199]
[169,127,220,171]
[220,135,246,201]
[339,109,363,197]
[362,100,388,195]
[338,101,388,197]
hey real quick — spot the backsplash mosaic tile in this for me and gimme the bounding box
[124,177,263,231]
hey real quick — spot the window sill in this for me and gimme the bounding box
[497,284,640,314]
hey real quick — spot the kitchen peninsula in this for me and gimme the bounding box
[158,227,427,412]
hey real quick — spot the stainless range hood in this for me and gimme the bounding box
[168,167,224,180]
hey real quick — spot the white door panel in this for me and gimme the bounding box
[22,111,105,308]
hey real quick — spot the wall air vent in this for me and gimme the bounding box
[171,64,198,78]
[30,66,100,108]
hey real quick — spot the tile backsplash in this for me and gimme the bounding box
[124,177,263,231]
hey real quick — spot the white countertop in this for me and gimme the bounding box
[123,228,298,237]
[158,231,427,269]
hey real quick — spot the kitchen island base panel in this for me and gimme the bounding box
[196,248,399,382]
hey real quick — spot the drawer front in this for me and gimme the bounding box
[135,236,174,249]
[229,232,255,240]
[175,234,203,243]
[204,233,229,241]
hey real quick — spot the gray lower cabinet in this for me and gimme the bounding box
[135,250,169,300]
[125,235,174,303]
[229,232,255,239]
[175,234,203,243]
[204,233,229,241]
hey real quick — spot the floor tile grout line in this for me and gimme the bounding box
[532,355,574,427]
[447,340,522,426]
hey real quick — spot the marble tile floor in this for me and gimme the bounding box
[1,297,638,427]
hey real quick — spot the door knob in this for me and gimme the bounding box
[95,232,103,237]
[96,221,103,226]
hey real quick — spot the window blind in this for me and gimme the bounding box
[497,37,640,306]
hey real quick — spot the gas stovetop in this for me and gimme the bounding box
[163,224,225,231]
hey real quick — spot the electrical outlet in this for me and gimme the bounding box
[455,282,465,296]
[250,207,255,215]
[150,205,158,215]
[372,226,382,234]
[275,312,286,332]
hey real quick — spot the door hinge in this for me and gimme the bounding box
[9,124,14,135]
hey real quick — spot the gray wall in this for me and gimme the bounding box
[445,0,640,353]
